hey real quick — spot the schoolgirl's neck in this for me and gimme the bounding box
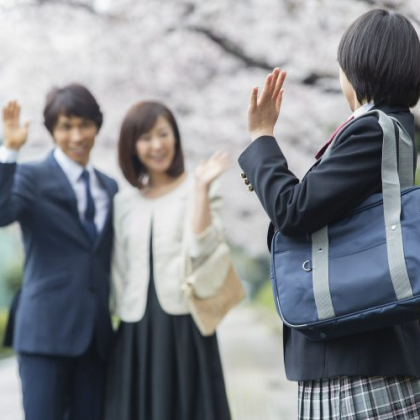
[350,96,368,112]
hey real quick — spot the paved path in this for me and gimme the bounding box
[0,305,297,420]
[0,357,23,420]
[218,305,297,420]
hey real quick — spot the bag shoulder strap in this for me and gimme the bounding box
[321,110,414,188]
[311,109,414,321]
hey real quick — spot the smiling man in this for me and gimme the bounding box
[0,84,118,420]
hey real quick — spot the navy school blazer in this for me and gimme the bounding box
[238,104,420,381]
[0,152,118,359]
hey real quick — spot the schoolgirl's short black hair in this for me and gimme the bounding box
[338,9,420,108]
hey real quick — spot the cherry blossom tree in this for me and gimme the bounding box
[0,0,419,255]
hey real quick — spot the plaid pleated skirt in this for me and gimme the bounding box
[298,376,420,419]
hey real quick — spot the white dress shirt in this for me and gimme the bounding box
[0,146,18,163]
[351,101,374,119]
[53,148,109,233]
[0,145,109,233]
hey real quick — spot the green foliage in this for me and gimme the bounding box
[3,262,23,295]
[413,124,420,184]
[230,243,270,299]
[253,280,277,313]
[0,310,14,359]
[415,129,420,158]
[0,311,7,334]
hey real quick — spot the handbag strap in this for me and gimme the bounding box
[312,110,415,321]
[181,185,195,283]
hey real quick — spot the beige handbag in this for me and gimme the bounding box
[182,241,246,336]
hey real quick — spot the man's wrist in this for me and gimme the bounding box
[3,138,22,150]
[0,145,19,163]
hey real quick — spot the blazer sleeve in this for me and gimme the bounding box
[0,162,36,227]
[187,179,225,260]
[238,115,384,236]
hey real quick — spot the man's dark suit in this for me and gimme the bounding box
[0,152,118,418]
[239,105,420,381]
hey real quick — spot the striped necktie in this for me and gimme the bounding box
[80,169,97,245]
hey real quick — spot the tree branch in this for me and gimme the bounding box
[187,25,279,70]
[0,0,121,18]
[37,0,97,14]
[187,25,340,93]
[352,0,398,9]
[352,0,420,27]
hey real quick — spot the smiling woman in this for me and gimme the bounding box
[136,116,176,178]
[118,101,184,191]
[105,101,232,420]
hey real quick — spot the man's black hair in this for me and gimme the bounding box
[44,84,103,134]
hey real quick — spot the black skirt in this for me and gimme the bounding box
[105,245,231,420]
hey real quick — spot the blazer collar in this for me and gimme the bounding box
[53,147,92,185]
[306,104,413,177]
[372,103,410,115]
[46,151,79,212]
[94,169,115,200]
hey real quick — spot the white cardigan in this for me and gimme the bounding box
[111,176,224,322]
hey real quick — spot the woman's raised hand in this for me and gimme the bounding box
[195,151,230,189]
[2,101,30,150]
[248,68,287,141]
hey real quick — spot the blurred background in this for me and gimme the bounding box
[0,0,420,418]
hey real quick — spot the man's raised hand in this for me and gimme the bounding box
[3,101,29,150]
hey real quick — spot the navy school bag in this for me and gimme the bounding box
[270,110,420,340]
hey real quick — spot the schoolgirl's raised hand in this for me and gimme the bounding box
[2,101,30,150]
[248,68,287,141]
[195,151,230,189]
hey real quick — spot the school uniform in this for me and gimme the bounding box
[238,103,420,418]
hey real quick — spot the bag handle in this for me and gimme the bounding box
[181,183,195,284]
[311,110,415,321]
